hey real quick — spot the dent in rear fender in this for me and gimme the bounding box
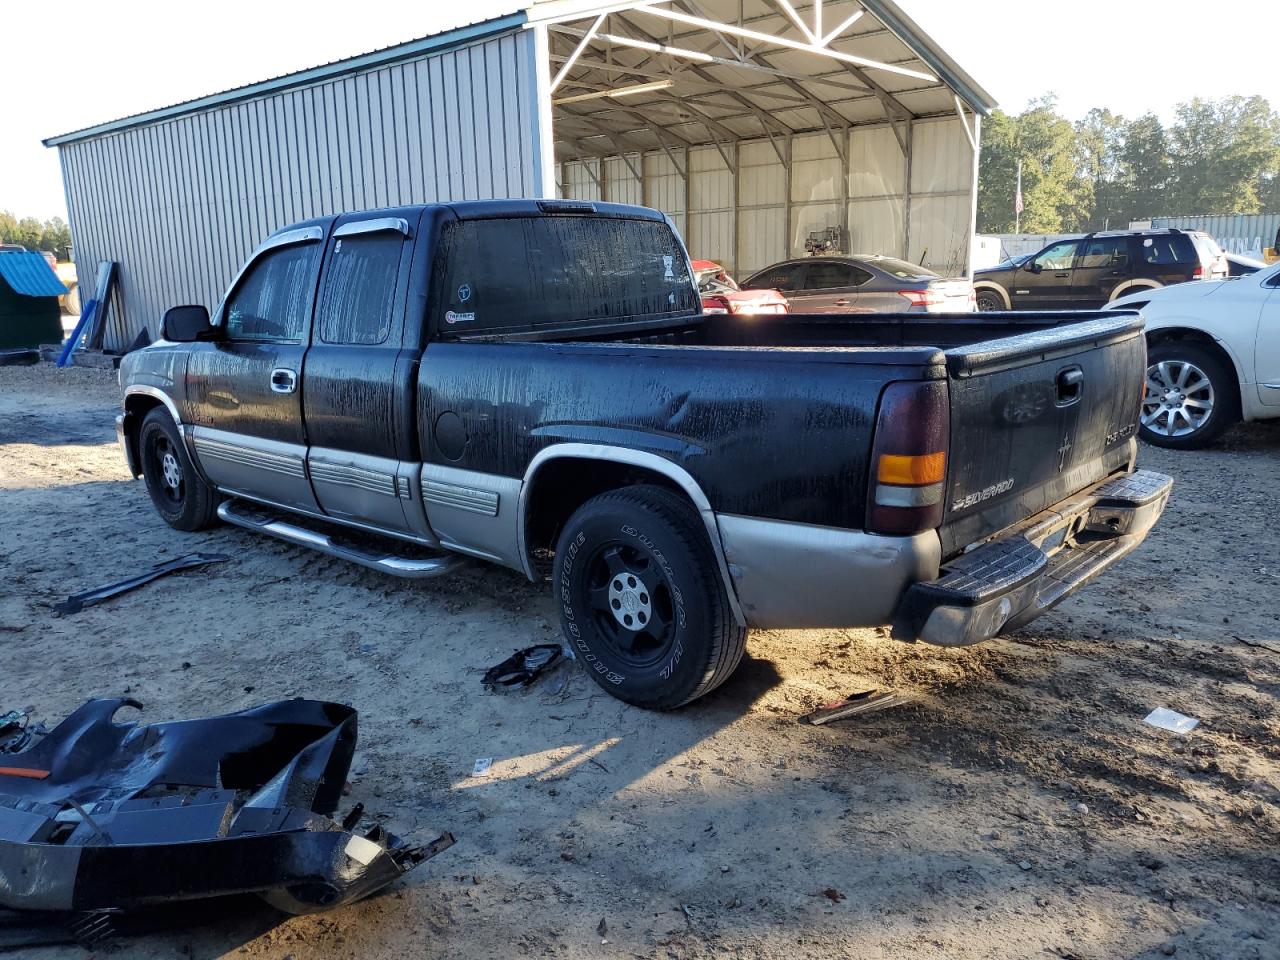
[716,514,941,629]
[517,444,747,627]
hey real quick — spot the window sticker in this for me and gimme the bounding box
[663,255,674,279]
[445,311,476,324]
[458,283,471,302]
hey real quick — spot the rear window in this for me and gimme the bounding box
[435,216,698,334]
[870,257,938,279]
[1189,233,1223,263]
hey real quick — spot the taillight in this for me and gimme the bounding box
[899,288,943,307]
[1192,266,1204,279]
[866,381,949,535]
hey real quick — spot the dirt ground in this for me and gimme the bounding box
[1,362,1278,960]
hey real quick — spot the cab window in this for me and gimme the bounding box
[223,243,318,342]
[318,233,402,345]
[1078,237,1130,269]
[1032,240,1079,271]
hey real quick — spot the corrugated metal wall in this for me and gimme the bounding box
[56,29,539,352]
[561,116,975,279]
[1149,214,1280,258]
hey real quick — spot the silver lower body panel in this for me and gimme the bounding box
[716,514,942,629]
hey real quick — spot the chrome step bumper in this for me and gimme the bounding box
[892,469,1174,646]
[217,500,466,580]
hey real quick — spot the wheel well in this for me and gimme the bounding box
[121,394,166,477]
[1145,328,1242,415]
[972,282,1009,308]
[523,457,687,561]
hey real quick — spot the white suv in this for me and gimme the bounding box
[1112,262,1280,448]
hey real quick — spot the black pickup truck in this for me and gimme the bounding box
[117,200,1172,709]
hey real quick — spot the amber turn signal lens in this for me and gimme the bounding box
[877,451,946,486]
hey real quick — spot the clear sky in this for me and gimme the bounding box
[2,0,1274,221]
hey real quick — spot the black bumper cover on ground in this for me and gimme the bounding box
[893,469,1174,646]
[0,699,453,919]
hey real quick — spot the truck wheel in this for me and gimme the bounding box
[1139,342,1238,449]
[553,485,747,710]
[139,407,220,530]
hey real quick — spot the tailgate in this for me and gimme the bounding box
[938,315,1146,556]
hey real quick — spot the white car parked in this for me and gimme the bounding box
[1111,262,1280,448]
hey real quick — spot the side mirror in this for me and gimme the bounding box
[162,305,213,342]
[1025,261,1043,274]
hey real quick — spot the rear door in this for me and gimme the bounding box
[938,316,1147,555]
[1257,269,1280,407]
[1015,240,1080,309]
[1071,236,1133,306]
[789,261,868,313]
[186,227,323,512]
[302,214,418,532]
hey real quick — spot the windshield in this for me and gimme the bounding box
[867,256,938,279]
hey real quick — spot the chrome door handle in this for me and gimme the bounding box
[834,298,851,306]
[270,368,297,394]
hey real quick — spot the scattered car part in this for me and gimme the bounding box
[482,644,565,690]
[0,713,31,754]
[0,698,454,929]
[800,690,912,725]
[1144,707,1199,734]
[52,552,230,614]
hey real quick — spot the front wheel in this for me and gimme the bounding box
[552,485,747,710]
[139,408,220,530]
[1139,343,1238,449]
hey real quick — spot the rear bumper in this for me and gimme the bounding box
[892,469,1173,646]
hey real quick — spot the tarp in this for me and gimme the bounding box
[0,252,68,297]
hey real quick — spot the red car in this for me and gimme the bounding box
[692,260,789,316]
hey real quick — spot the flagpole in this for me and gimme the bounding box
[1015,159,1022,235]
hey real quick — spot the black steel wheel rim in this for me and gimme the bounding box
[584,541,676,666]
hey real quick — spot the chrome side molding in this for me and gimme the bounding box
[217,499,465,580]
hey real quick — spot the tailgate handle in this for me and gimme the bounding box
[1056,366,1084,405]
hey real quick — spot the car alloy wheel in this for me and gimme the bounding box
[585,542,676,667]
[1142,359,1214,438]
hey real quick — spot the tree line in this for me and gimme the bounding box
[0,212,72,258]
[977,95,1280,234]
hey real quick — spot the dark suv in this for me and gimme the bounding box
[973,229,1227,311]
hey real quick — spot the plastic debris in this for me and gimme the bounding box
[0,698,454,941]
[53,553,230,614]
[471,757,493,777]
[1144,707,1199,734]
[481,644,565,690]
[800,689,911,725]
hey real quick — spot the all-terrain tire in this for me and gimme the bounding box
[138,407,220,530]
[1139,341,1239,450]
[553,484,747,710]
[974,289,1004,312]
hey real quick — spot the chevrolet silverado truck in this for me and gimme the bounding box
[117,200,1173,710]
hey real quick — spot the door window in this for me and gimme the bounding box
[804,262,860,290]
[318,233,402,345]
[1032,240,1079,271]
[1078,237,1130,269]
[748,263,807,292]
[223,243,318,342]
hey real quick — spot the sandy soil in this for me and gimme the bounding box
[1,362,1278,960]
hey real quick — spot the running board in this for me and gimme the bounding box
[217,500,466,580]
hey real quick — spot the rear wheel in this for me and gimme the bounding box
[553,484,746,710]
[1139,342,1238,449]
[139,408,220,530]
[975,289,1004,312]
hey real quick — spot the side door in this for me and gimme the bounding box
[1013,239,1080,309]
[303,215,419,533]
[790,261,871,313]
[1257,269,1280,407]
[1071,236,1133,307]
[744,262,807,305]
[186,226,323,512]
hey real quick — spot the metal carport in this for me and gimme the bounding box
[45,1,995,353]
